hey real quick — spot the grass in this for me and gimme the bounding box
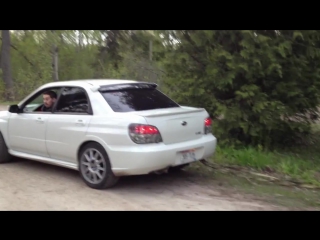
[209,125,320,188]
[187,160,320,209]
[210,171,320,209]
[212,146,320,186]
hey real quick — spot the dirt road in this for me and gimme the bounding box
[0,158,283,210]
[0,104,282,210]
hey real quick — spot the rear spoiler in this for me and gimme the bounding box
[134,107,206,117]
[94,82,158,92]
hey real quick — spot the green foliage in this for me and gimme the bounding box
[160,30,320,148]
[9,31,52,98]
[0,30,162,99]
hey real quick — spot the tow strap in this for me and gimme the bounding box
[199,159,217,169]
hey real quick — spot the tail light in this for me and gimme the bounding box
[204,117,212,134]
[128,124,163,144]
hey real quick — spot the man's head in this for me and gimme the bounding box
[43,90,57,108]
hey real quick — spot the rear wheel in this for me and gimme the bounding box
[79,142,119,189]
[0,132,12,163]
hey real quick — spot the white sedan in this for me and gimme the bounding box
[0,79,217,189]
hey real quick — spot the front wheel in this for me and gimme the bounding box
[79,142,119,189]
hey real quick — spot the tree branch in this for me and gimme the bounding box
[0,36,34,67]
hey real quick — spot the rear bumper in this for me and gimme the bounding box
[108,134,217,176]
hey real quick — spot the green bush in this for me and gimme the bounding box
[160,30,320,149]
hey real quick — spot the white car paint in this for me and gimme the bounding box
[0,79,217,178]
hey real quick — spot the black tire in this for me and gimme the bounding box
[169,163,189,172]
[78,142,119,189]
[0,132,12,163]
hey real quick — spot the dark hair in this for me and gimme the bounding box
[43,90,57,99]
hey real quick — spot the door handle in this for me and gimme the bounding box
[75,119,85,125]
[36,117,44,123]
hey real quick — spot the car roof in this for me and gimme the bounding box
[41,79,139,88]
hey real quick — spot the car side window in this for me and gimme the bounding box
[54,87,90,114]
[22,88,61,113]
[22,94,44,113]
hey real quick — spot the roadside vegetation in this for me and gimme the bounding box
[210,122,320,188]
[1,30,320,194]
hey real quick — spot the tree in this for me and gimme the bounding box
[160,30,320,148]
[1,30,14,101]
[50,30,59,81]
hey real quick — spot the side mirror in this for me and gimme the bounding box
[8,104,21,113]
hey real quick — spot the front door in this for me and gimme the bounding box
[8,112,50,157]
[6,88,61,157]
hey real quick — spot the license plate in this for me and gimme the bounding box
[180,150,196,164]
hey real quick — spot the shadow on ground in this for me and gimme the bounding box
[8,157,205,189]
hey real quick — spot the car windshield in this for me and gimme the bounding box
[100,88,179,112]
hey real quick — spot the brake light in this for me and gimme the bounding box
[128,124,163,144]
[204,117,212,134]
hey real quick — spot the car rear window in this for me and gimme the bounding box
[100,88,179,112]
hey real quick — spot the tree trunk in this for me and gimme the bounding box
[149,40,153,61]
[52,45,59,81]
[60,33,65,44]
[1,30,14,101]
[78,30,83,51]
[51,30,59,81]
[0,28,2,67]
